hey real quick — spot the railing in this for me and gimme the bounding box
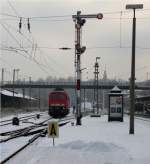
[1,80,130,86]
[1,80,150,90]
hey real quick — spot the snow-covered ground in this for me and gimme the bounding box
[0,112,49,134]
[0,111,50,162]
[1,115,150,164]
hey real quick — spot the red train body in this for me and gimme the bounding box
[48,89,70,118]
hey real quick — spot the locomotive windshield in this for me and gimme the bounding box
[49,93,66,100]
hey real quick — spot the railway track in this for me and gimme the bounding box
[0,114,75,141]
[0,112,47,126]
[0,116,75,164]
[130,112,150,123]
[0,117,53,143]
[135,116,150,122]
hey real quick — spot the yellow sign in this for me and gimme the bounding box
[48,121,59,138]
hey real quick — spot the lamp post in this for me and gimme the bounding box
[93,57,100,114]
[13,69,20,97]
[95,57,100,114]
[15,69,20,82]
[126,4,143,134]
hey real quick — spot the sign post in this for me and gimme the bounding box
[48,121,59,146]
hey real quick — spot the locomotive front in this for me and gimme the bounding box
[48,89,70,118]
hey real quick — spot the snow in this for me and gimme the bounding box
[0,136,34,161]
[1,115,150,164]
[0,113,49,134]
[0,112,50,161]
[111,85,121,92]
[0,111,47,121]
[0,89,36,100]
[81,101,92,111]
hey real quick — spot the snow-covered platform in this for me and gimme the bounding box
[4,115,150,164]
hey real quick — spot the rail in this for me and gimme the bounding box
[0,116,75,164]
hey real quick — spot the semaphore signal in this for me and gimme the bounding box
[72,11,103,126]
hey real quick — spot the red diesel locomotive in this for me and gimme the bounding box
[48,89,70,118]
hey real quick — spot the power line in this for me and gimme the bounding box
[29,18,72,22]
[0,22,51,75]
[7,0,20,16]
[1,18,74,76]
[87,46,150,50]
[0,13,72,19]
[2,19,72,76]
[2,45,150,50]
[35,47,63,76]
[0,13,20,18]
[0,22,21,46]
[0,58,34,80]
[0,57,14,68]
[1,3,150,79]
[7,0,31,33]
[1,8,150,20]
[29,15,72,19]
[0,22,71,76]
[2,16,150,22]
[103,8,150,15]
[36,46,73,76]
[2,21,33,44]
[117,65,150,78]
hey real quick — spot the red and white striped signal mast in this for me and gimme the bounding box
[72,11,103,125]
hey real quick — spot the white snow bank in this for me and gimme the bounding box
[0,89,36,100]
[4,116,150,164]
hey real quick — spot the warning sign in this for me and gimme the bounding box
[48,121,59,138]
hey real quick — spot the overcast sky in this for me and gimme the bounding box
[0,0,150,82]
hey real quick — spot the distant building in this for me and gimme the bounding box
[0,89,37,108]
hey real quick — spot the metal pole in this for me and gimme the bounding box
[96,62,99,114]
[84,88,85,113]
[76,45,81,125]
[52,137,55,146]
[102,90,105,112]
[29,76,31,110]
[1,68,4,111]
[93,65,96,113]
[13,69,15,97]
[22,87,25,108]
[129,9,136,134]
[39,88,41,111]
[16,69,19,82]
[1,68,4,86]
[75,11,83,125]
[147,72,149,81]
[74,21,77,116]
[22,78,25,108]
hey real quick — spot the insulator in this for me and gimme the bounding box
[27,18,30,32]
[19,17,22,32]
[59,47,71,50]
